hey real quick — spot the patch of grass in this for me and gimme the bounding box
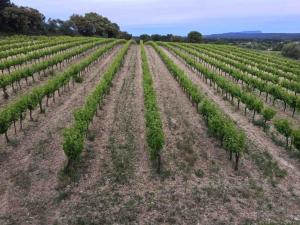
[74,75,83,83]
[33,130,53,157]
[116,196,141,224]
[58,163,78,188]
[12,170,31,191]
[176,133,197,169]
[250,150,287,181]
[209,160,220,174]
[7,138,20,147]
[108,137,135,184]
[58,143,96,189]
[191,186,204,203]
[194,168,204,178]
[0,150,9,164]
[55,190,71,204]
[202,182,230,203]
[253,118,265,128]
[159,169,173,180]
[271,132,286,148]
[248,179,264,199]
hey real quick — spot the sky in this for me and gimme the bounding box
[12,0,300,36]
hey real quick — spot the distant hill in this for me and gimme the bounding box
[205,32,300,40]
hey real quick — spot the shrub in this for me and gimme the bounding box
[274,119,292,148]
[281,43,300,60]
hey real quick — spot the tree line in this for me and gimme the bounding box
[0,0,132,39]
[138,31,202,43]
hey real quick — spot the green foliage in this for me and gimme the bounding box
[274,119,292,138]
[139,34,185,42]
[274,119,292,148]
[141,41,164,162]
[63,128,84,161]
[62,40,132,162]
[281,43,300,60]
[223,125,246,154]
[292,129,300,151]
[1,5,45,34]
[139,34,151,42]
[187,31,202,43]
[0,2,128,37]
[262,107,276,123]
[70,12,121,38]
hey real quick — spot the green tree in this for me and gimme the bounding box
[281,43,300,59]
[140,34,151,42]
[119,31,132,40]
[0,0,11,11]
[1,6,45,34]
[187,31,202,43]
[70,14,95,36]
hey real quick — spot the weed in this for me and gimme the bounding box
[194,168,204,178]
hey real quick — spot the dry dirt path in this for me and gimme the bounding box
[0,45,122,225]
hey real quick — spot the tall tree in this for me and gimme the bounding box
[140,34,151,42]
[187,31,202,43]
[1,6,45,34]
[0,0,11,11]
[70,14,95,36]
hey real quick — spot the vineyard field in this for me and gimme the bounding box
[0,36,300,225]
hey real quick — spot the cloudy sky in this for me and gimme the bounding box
[12,0,300,35]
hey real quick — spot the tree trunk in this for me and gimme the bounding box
[235,152,240,171]
[157,153,161,174]
[252,111,256,121]
[30,110,33,121]
[13,121,17,134]
[5,131,9,143]
[293,107,296,117]
[39,101,44,113]
[2,87,8,99]
[20,115,23,130]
